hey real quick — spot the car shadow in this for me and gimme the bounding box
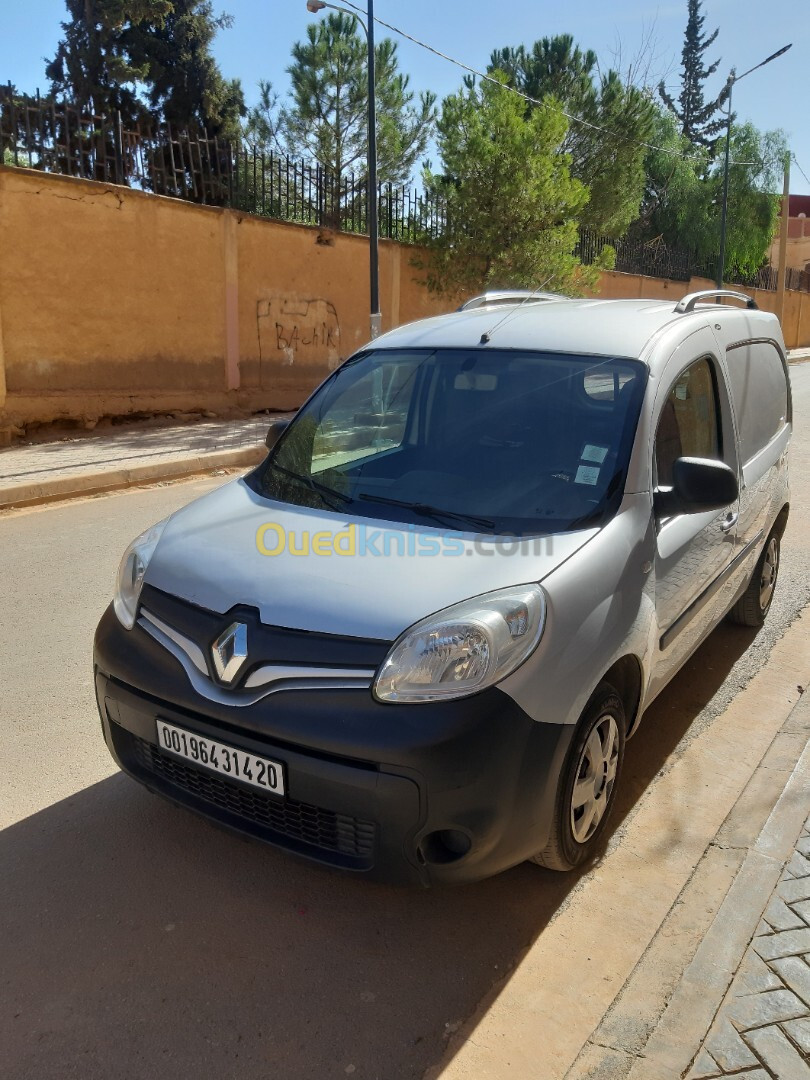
[0,622,759,1080]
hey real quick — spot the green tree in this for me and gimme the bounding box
[658,0,731,150]
[46,0,244,137]
[418,76,612,298]
[128,0,244,139]
[244,79,282,151]
[719,125,786,275]
[636,110,786,277]
[279,13,436,185]
[46,0,172,124]
[490,35,657,235]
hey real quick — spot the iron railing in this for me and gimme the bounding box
[1,86,805,290]
[578,229,695,282]
[229,145,447,240]
[0,86,234,202]
[0,86,444,239]
[577,228,808,294]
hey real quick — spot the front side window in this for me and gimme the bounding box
[655,357,720,487]
[251,348,648,536]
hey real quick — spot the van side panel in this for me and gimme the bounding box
[724,339,791,576]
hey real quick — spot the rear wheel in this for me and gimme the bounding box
[728,531,780,628]
[532,682,626,871]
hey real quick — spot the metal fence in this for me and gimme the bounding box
[578,229,696,282]
[229,145,447,240]
[0,86,444,239]
[2,86,805,291]
[577,228,809,294]
[0,86,234,202]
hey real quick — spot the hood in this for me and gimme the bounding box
[145,478,599,640]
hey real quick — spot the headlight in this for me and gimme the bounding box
[374,584,546,703]
[113,518,170,629]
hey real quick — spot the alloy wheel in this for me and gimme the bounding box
[570,713,620,844]
[759,537,779,612]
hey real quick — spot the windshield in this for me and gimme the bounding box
[250,348,647,536]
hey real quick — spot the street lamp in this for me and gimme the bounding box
[716,43,792,289]
[306,0,381,340]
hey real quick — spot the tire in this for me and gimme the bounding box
[728,531,780,628]
[531,682,626,872]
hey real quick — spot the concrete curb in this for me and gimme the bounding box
[434,612,810,1080]
[0,444,266,511]
[626,699,810,1080]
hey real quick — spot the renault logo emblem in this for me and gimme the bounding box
[211,622,248,684]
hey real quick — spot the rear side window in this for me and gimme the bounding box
[726,342,788,463]
[655,357,720,487]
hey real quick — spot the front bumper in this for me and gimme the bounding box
[94,604,572,886]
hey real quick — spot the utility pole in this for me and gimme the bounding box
[716,44,792,290]
[367,0,380,340]
[306,0,381,340]
[775,155,790,326]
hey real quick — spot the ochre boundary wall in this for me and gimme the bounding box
[1,165,808,433]
[592,271,810,352]
[0,165,447,431]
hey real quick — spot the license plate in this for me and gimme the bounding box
[156,720,286,797]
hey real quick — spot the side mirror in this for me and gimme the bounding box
[655,457,739,517]
[265,417,291,452]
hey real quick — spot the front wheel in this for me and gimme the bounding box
[728,531,780,628]
[531,682,626,872]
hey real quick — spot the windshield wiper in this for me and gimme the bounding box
[565,471,623,531]
[267,460,351,511]
[358,493,494,531]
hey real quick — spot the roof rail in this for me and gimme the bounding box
[458,289,566,311]
[674,289,758,314]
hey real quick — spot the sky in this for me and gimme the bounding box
[3,0,809,195]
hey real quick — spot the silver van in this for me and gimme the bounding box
[94,290,791,885]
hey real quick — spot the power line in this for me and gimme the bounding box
[793,154,810,188]
[336,0,726,163]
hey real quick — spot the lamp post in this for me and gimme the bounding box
[306,0,381,340]
[716,43,792,289]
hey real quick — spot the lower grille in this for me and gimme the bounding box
[127,732,376,862]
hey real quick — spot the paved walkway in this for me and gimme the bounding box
[0,414,283,508]
[688,813,810,1079]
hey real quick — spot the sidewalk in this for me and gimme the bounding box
[572,692,810,1080]
[0,413,284,509]
[688,801,810,1080]
[434,618,810,1080]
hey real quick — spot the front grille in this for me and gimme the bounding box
[128,733,376,862]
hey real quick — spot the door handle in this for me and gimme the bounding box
[719,511,738,533]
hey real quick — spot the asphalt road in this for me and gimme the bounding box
[1,364,809,1080]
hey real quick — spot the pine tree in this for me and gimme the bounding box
[658,0,731,149]
[419,76,612,298]
[279,13,436,186]
[490,35,657,235]
[46,0,244,138]
[46,0,172,125]
[128,0,245,139]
